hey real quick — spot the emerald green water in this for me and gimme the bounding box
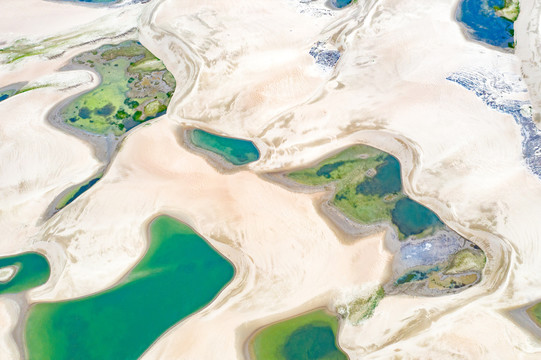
[251,309,347,360]
[391,198,443,237]
[190,129,260,166]
[0,253,50,294]
[25,216,235,360]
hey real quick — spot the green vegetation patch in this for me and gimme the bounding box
[394,246,485,291]
[494,0,520,22]
[250,309,347,360]
[287,145,444,239]
[60,40,176,136]
[444,249,486,275]
[336,287,384,325]
[527,302,541,328]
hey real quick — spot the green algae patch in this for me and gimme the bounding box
[287,145,485,295]
[444,249,486,275]
[54,175,102,211]
[189,129,260,166]
[527,303,541,328]
[287,145,443,240]
[60,40,176,136]
[0,253,50,295]
[494,0,520,22]
[393,244,485,292]
[250,309,347,360]
[25,216,234,360]
[336,288,384,325]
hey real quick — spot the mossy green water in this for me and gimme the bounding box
[0,253,50,294]
[251,309,347,360]
[190,129,260,166]
[527,303,541,327]
[60,40,176,136]
[25,216,234,360]
[288,145,443,240]
[55,175,102,210]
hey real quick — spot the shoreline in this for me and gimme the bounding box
[242,306,350,360]
[0,249,54,360]
[13,212,238,360]
[139,213,240,359]
[509,302,541,340]
[41,32,175,222]
[452,0,515,54]
[179,127,260,174]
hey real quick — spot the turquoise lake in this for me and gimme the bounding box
[25,216,235,360]
[0,253,50,295]
[190,129,260,166]
[391,198,443,237]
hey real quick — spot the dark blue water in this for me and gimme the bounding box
[331,0,353,8]
[457,0,515,48]
[56,177,101,211]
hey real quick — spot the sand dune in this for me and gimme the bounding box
[1,0,541,359]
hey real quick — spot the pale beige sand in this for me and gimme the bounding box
[0,0,111,44]
[0,298,20,360]
[515,0,541,123]
[0,85,101,253]
[0,0,541,359]
[0,267,17,283]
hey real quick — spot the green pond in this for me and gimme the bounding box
[61,40,176,136]
[189,129,260,166]
[55,175,102,211]
[25,216,235,360]
[527,303,541,327]
[0,253,50,295]
[250,309,347,360]
[288,145,443,239]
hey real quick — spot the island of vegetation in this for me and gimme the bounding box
[286,145,485,296]
[60,40,176,136]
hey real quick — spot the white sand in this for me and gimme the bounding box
[0,298,20,360]
[1,0,541,359]
[0,266,17,283]
[515,0,541,123]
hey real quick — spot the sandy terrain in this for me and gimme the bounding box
[0,298,20,359]
[515,0,541,124]
[1,0,541,359]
